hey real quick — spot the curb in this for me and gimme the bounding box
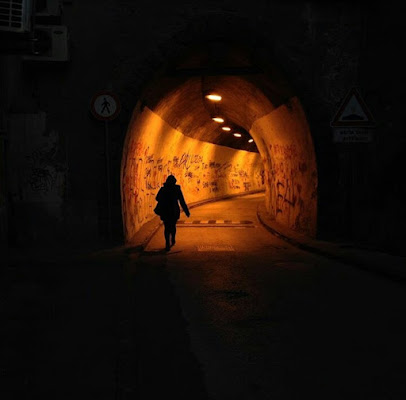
[256,205,406,283]
[256,209,343,260]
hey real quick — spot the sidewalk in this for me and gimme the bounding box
[257,203,406,282]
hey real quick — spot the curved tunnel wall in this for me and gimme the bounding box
[121,71,318,243]
[121,107,265,244]
[251,97,318,236]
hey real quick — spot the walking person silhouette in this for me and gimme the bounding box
[101,97,111,114]
[155,175,190,251]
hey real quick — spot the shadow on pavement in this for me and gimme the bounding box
[126,256,208,399]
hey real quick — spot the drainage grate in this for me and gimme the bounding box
[197,245,235,252]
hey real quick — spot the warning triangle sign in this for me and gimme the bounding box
[331,87,375,127]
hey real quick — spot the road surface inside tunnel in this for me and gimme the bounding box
[134,193,406,400]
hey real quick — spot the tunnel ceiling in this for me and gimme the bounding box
[141,41,295,153]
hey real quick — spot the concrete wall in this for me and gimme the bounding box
[4,110,100,245]
[121,107,264,243]
[252,97,317,236]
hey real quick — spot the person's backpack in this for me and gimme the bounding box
[154,202,162,216]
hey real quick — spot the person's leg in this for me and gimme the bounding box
[163,221,170,250]
[171,222,176,246]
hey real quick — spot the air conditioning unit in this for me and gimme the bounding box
[35,0,61,17]
[0,0,33,33]
[22,24,69,62]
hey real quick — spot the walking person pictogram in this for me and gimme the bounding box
[101,97,111,114]
[90,91,120,121]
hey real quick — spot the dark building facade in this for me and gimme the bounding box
[1,0,405,254]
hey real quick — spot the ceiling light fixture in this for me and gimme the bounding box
[221,127,231,131]
[205,94,222,102]
[212,117,225,123]
[248,139,254,143]
[233,133,242,137]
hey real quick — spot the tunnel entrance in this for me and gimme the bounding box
[121,41,318,245]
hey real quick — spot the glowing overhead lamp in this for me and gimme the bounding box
[212,117,225,123]
[205,94,222,102]
[221,126,231,131]
[248,139,254,143]
[233,133,242,137]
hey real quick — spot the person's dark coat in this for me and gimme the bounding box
[155,182,189,222]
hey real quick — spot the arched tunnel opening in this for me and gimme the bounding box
[121,41,318,245]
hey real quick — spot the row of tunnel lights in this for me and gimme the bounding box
[205,94,254,143]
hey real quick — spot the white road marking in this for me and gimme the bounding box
[197,245,235,252]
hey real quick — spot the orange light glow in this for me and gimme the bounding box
[222,127,231,131]
[205,94,222,101]
[233,133,242,137]
[212,117,225,123]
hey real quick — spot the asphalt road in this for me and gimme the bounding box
[2,193,405,399]
[139,193,406,399]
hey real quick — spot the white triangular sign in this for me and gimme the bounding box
[331,88,375,127]
[338,95,368,122]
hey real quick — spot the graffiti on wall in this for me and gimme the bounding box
[268,143,312,231]
[26,147,59,192]
[21,128,66,201]
[9,114,66,202]
[122,139,264,236]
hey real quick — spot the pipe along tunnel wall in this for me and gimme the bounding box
[121,98,317,245]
